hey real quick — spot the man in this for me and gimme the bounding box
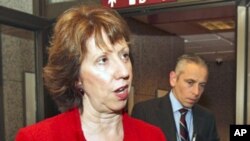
[132,54,220,141]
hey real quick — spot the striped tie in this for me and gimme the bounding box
[179,108,189,141]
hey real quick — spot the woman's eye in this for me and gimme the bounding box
[121,52,130,61]
[97,57,108,65]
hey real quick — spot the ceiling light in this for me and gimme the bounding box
[198,20,234,31]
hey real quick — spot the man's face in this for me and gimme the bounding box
[170,63,208,108]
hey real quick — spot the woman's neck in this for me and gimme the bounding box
[80,98,124,141]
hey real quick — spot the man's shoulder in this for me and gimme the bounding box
[123,113,166,141]
[124,113,165,136]
[135,95,167,107]
[194,104,215,118]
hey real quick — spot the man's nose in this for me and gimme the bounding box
[192,84,200,96]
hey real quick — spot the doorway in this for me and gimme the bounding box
[118,1,236,141]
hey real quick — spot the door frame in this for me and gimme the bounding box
[236,0,250,124]
[0,5,52,141]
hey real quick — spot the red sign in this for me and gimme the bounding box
[101,0,176,9]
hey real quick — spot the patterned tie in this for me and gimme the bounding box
[179,108,189,141]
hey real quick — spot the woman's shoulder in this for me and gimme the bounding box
[23,108,78,129]
[15,108,81,141]
[194,104,215,118]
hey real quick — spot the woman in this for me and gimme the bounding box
[15,5,167,141]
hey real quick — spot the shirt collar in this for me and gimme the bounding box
[169,90,192,113]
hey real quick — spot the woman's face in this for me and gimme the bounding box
[78,32,132,113]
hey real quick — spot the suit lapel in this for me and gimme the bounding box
[157,94,177,141]
[192,105,203,141]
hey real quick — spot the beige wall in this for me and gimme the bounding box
[0,0,33,14]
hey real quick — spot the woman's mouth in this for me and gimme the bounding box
[114,85,129,100]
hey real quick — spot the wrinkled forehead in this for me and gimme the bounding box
[94,29,127,51]
[177,63,208,80]
[86,29,127,53]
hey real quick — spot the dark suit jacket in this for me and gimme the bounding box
[132,94,220,141]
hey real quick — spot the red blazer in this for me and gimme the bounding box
[15,108,167,141]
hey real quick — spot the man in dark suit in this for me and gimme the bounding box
[132,54,220,141]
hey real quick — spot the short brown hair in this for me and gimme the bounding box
[43,5,131,112]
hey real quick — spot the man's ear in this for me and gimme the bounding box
[169,71,177,87]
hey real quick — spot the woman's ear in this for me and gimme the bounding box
[75,76,81,85]
[75,78,83,88]
[169,71,177,87]
[75,80,84,95]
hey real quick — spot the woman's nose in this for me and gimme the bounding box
[114,59,131,80]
